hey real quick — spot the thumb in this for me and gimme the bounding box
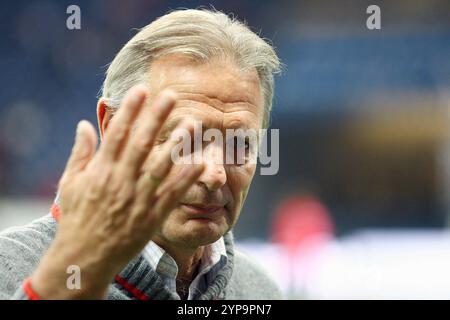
[62,120,98,182]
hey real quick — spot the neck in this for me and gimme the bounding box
[153,237,205,281]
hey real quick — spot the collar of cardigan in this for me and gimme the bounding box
[50,200,235,300]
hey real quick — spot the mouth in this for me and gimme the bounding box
[180,203,226,218]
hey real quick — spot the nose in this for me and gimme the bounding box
[198,143,227,191]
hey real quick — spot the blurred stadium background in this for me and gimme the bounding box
[1,0,450,299]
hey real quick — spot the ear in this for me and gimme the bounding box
[96,98,113,141]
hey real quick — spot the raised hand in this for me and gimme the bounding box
[31,85,204,299]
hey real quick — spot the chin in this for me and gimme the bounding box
[185,218,226,244]
[161,216,228,247]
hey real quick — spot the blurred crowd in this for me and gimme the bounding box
[1,0,450,239]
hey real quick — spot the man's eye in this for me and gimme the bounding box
[244,139,250,150]
[234,137,250,150]
[155,137,167,145]
[234,138,250,151]
[230,137,250,166]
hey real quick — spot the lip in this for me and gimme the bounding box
[180,203,225,216]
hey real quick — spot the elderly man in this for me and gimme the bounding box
[0,9,281,300]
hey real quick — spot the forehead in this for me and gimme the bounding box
[147,55,264,131]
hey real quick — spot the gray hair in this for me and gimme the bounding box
[100,8,281,128]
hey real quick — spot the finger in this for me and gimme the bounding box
[60,120,98,185]
[143,119,195,176]
[120,89,177,175]
[98,85,147,162]
[133,120,196,208]
[150,163,205,223]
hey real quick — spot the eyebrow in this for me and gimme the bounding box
[226,122,251,131]
[158,114,253,140]
[158,117,182,140]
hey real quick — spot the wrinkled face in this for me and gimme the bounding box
[143,55,264,248]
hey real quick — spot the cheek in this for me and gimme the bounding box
[141,143,163,171]
[164,163,184,179]
[227,164,256,209]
